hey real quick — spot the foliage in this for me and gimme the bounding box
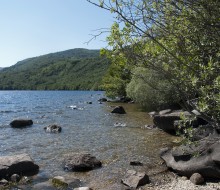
[100,48,131,98]
[87,0,220,128]
[126,67,178,111]
[0,49,110,90]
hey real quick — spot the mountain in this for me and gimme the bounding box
[0,48,110,90]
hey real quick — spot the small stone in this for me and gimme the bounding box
[0,179,9,186]
[44,124,62,133]
[130,161,143,166]
[98,98,107,102]
[52,176,68,188]
[181,176,188,181]
[33,181,57,190]
[190,173,204,185]
[74,187,91,190]
[148,111,157,117]
[11,174,21,182]
[20,176,31,184]
[159,109,172,115]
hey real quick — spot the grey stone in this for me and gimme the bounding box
[153,110,191,133]
[11,174,21,182]
[121,170,149,188]
[159,109,172,115]
[63,153,102,172]
[190,173,204,185]
[148,111,157,117]
[160,135,220,179]
[0,179,9,186]
[0,154,39,179]
[33,181,57,190]
[74,188,91,190]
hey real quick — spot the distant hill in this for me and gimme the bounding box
[0,48,110,90]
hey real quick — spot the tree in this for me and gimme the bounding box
[87,0,220,128]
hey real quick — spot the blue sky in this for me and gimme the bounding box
[0,0,115,67]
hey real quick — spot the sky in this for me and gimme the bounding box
[0,0,115,67]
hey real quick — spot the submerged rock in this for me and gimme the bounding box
[98,98,107,102]
[10,119,33,128]
[114,122,127,127]
[63,153,102,172]
[33,181,57,190]
[160,135,220,179]
[33,177,81,190]
[44,124,62,133]
[0,154,39,179]
[111,106,126,114]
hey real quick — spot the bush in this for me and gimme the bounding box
[126,67,179,111]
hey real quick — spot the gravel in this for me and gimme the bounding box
[141,177,220,190]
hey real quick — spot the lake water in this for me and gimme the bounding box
[0,91,176,189]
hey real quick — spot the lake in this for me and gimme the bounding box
[0,91,176,189]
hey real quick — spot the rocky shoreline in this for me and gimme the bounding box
[1,99,220,189]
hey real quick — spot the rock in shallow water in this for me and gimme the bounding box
[0,154,39,179]
[10,119,33,128]
[33,177,82,190]
[63,153,102,172]
[44,124,62,133]
[111,106,126,114]
[33,181,57,190]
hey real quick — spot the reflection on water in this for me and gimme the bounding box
[0,91,176,189]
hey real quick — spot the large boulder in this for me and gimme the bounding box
[160,135,220,179]
[121,170,149,189]
[111,106,126,114]
[10,119,33,128]
[153,110,191,133]
[63,153,102,172]
[0,154,39,180]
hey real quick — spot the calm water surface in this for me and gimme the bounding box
[0,91,176,189]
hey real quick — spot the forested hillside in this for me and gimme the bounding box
[0,49,110,90]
